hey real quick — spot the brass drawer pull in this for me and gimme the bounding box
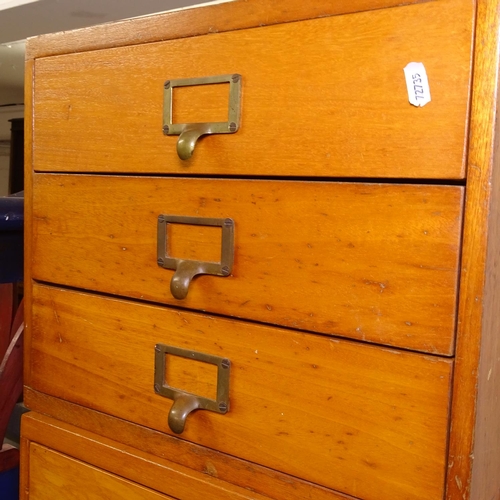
[154,344,231,434]
[157,215,235,300]
[163,74,242,160]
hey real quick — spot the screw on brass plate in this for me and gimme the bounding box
[231,74,240,83]
[218,402,228,412]
[163,125,170,134]
[164,80,171,89]
[158,216,165,223]
[155,345,161,352]
[157,258,164,266]
[224,218,233,227]
[221,266,230,276]
[221,359,230,369]
[228,122,237,133]
[154,383,161,393]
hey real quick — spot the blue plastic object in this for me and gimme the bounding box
[0,193,23,284]
[0,466,19,499]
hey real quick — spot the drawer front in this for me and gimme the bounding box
[30,285,453,500]
[28,444,173,500]
[33,0,473,179]
[32,174,463,353]
[22,412,274,500]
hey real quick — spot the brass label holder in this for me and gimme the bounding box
[163,74,242,160]
[154,344,231,434]
[157,214,235,300]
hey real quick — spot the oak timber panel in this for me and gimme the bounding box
[446,0,500,498]
[28,444,172,500]
[29,285,453,500]
[33,0,473,179]
[465,0,500,496]
[22,391,354,500]
[22,413,273,500]
[24,58,34,390]
[31,174,463,353]
[25,0,438,60]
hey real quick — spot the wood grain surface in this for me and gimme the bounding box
[31,175,463,353]
[29,284,453,500]
[25,1,500,499]
[28,443,175,500]
[32,0,473,179]
[21,414,277,500]
[26,0,437,60]
[24,58,34,390]
[446,0,500,498]
[22,391,353,500]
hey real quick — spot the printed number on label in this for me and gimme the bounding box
[404,63,431,107]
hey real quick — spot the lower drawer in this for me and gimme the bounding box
[26,444,171,500]
[21,412,272,500]
[29,284,453,500]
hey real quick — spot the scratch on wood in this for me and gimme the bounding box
[380,348,402,355]
[363,279,387,293]
[51,301,62,342]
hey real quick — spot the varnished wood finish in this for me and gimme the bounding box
[23,389,352,500]
[23,58,34,389]
[32,0,473,179]
[24,0,500,498]
[28,444,173,500]
[29,284,452,500]
[19,431,29,500]
[447,0,500,498]
[22,413,274,500]
[471,159,500,499]
[31,175,463,354]
[26,0,435,60]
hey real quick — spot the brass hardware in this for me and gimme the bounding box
[157,215,235,300]
[163,74,242,160]
[154,344,231,434]
[176,123,212,161]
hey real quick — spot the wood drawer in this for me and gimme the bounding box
[27,444,173,500]
[22,394,356,500]
[32,174,463,354]
[29,284,453,500]
[32,0,473,179]
[21,412,272,500]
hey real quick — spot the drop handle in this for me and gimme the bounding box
[157,215,235,300]
[168,394,201,434]
[154,344,231,435]
[176,124,212,161]
[169,260,208,300]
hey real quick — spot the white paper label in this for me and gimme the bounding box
[404,62,431,107]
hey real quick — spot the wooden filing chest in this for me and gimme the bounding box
[21,0,500,499]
